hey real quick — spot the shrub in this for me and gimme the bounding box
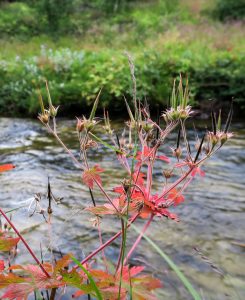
[0,2,41,37]
[0,47,244,116]
[213,0,245,21]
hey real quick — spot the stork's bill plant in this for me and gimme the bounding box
[0,70,233,299]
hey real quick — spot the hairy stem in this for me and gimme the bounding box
[124,213,153,265]
[156,168,193,202]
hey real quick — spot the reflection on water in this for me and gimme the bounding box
[0,117,244,300]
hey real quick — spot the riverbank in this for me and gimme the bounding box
[0,46,244,117]
[0,0,244,117]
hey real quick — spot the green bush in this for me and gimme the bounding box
[0,47,244,116]
[0,2,41,37]
[213,0,245,21]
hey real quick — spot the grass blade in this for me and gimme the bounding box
[71,256,103,300]
[211,111,217,135]
[217,109,222,131]
[89,88,102,121]
[125,218,202,300]
[124,96,135,123]
[224,101,233,133]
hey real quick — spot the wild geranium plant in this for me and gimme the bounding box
[0,63,233,299]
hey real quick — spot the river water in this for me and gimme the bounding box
[0,117,244,300]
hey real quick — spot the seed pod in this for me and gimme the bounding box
[76,117,85,132]
[49,105,59,118]
[47,207,53,215]
[163,170,172,179]
[142,121,154,132]
[126,143,134,150]
[220,133,228,145]
[122,179,131,193]
[38,111,50,124]
[173,147,182,159]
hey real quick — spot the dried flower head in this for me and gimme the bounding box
[38,110,50,124]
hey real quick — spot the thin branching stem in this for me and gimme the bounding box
[74,213,139,268]
[124,213,153,265]
[0,208,50,278]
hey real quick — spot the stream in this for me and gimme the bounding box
[0,117,244,300]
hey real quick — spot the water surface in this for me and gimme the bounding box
[0,117,244,299]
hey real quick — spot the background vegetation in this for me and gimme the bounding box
[0,0,244,116]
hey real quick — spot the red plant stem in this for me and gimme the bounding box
[0,208,50,278]
[75,213,139,268]
[146,160,154,200]
[124,213,153,265]
[47,125,119,213]
[156,168,193,202]
[94,179,120,213]
[47,125,85,170]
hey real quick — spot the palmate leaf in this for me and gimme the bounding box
[0,255,75,299]
[85,205,114,215]
[53,253,72,274]
[166,188,185,206]
[127,276,162,300]
[70,263,161,300]
[85,198,125,216]
[0,231,20,252]
[62,269,97,298]
[82,165,104,189]
[70,256,103,300]
[0,260,4,272]
[0,273,25,289]
[0,237,20,252]
[2,283,35,300]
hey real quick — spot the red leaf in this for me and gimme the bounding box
[72,264,161,300]
[133,172,145,186]
[0,273,25,289]
[191,167,205,177]
[0,260,4,272]
[136,146,169,164]
[166,188,185,206]
[0,236,20,252]
[113,186,125,194]
[0,164,15,173]
[85,205,115,215]
[82,165,104,189]
[54,254,72,274]
[2,283,34,300]
[86,198,126,216]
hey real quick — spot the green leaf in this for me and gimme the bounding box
[62,269,94,295]
[70,256,103,300]
[0,237,20,252]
